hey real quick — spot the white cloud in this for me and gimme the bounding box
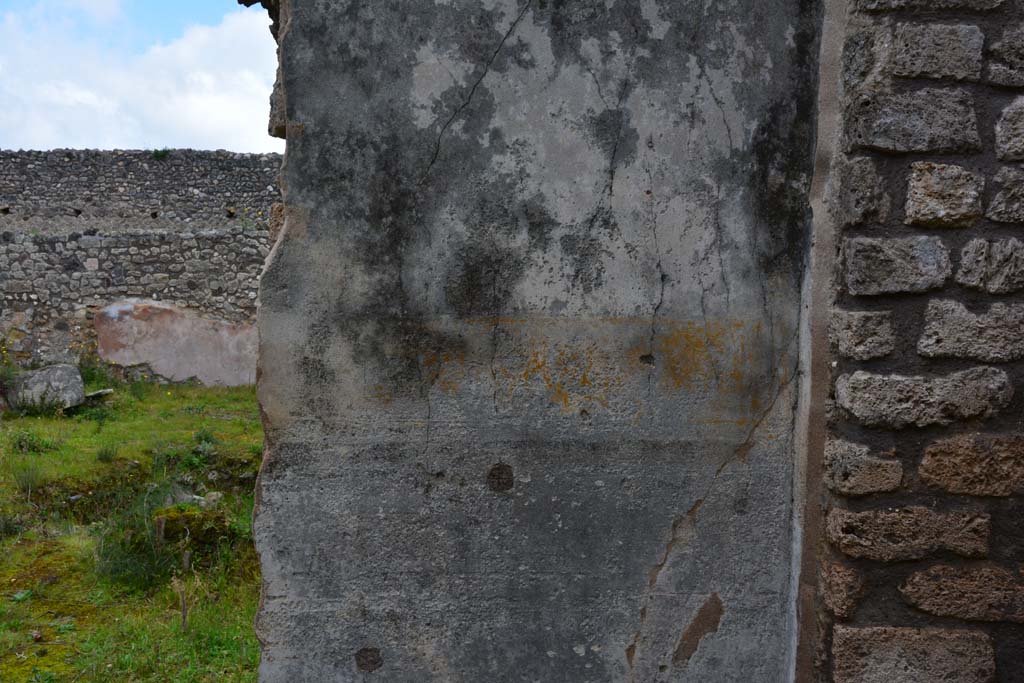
[62,0,122,23]
[0,7,283,153]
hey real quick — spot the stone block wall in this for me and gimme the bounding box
[0,150,279,364]
[0,149,280,232]
[821,0,1024,680]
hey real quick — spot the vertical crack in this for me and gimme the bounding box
[582,60,610,108]
[700,66,735,151]
[418,0,533,185]
[580,81,631,238]
[644,164,666,387]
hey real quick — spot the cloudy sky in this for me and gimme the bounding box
[0,0,282,153]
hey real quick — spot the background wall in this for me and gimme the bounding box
[820,0,1024,680]
[0,150,279,366]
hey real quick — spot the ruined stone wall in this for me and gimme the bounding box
[0,150,280,232]
[0,150,278,364]
[818,0,1024,680]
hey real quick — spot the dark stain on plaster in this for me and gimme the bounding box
[354,646,383,672]
[588,107,639,167]
[519,193,559,252]
[303,130,469,391]
[444,242,526,317]
[748,3,820,284]
[487,463,515,492]
[671,592,724,667]
[541,0,654,66]
[560,228,612,294]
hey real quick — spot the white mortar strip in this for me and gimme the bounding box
[787,0,848,680]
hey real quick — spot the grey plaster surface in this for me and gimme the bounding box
[256,1,821,681]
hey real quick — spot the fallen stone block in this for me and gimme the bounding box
[7,363,85,411]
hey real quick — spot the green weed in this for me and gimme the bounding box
[193,427,218,446]
[9,459,43,495]
[96,445,118,464]
[8,429,58,454]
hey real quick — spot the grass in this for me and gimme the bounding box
[0,380,263,682]
[95,445,117,464]
[9,430,59,455]
[0,384,261,498]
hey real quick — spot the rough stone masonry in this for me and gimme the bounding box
[0,150,278,381]
[250,0,1024,681]
[818,0,1024,680]
[253,0,820,681]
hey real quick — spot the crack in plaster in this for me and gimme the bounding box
[418,0,533,185]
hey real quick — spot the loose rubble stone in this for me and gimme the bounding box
[988,26,1024,86]
[825,439,902,496]
[827,156,891,229]
[826,507,989,561]
[996,97,1024,161]
[835,367,1012,428]
[832,626,995,683]
[904,162,983,228]
[830,310,895,360]
[8,364,85,411]
[986,167,1024,223]
[199,491,224,510]
[920,433,1024,496]
[957,238,1024,293]
[919,299,1024,362]
[892,24,983,81]
[901,564,1024,622]
[844,237,950,295]
[821,559,864,620]
[846,88,980,154]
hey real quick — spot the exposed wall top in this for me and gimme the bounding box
[0,149,280,234]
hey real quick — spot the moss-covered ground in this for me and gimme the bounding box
[0,380,262,682]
